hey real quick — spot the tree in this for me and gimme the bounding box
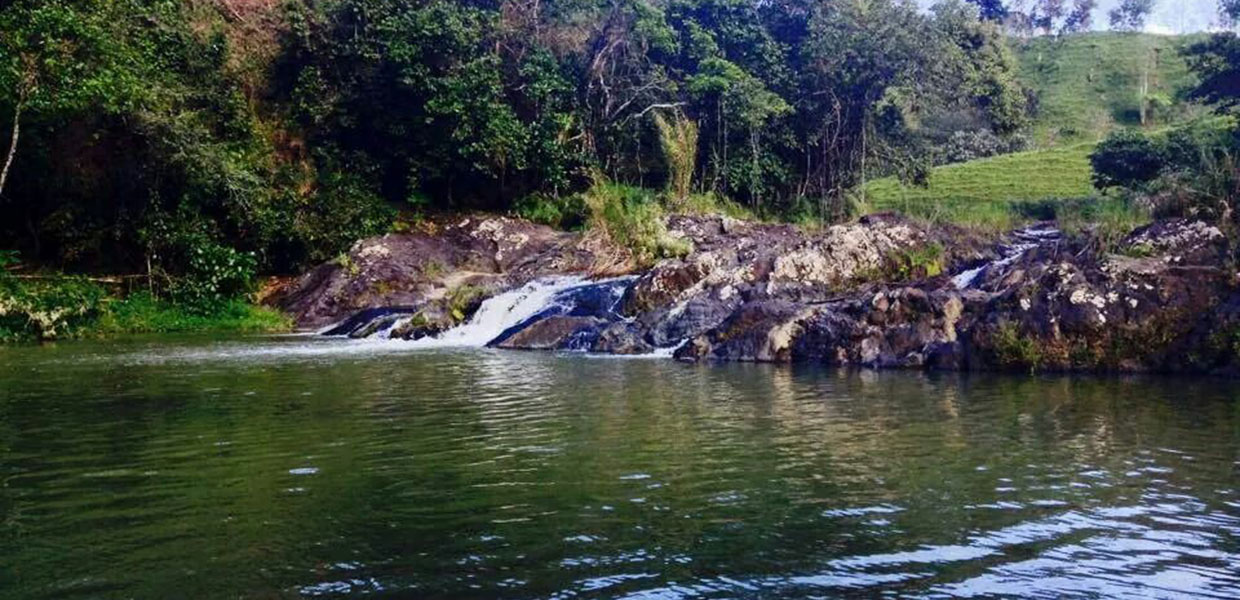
[1090,129,1165,188]
[1221,0,1240,27]
[0,2,134,199]
[1109,0,1155,32]
[967,0,1010,21]
[932,0,1030,134]
[1062,0,1099,33]
[1034,0,1067,34]
[1183,33,1240,111]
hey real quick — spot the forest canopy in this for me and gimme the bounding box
[1,0,1029,277]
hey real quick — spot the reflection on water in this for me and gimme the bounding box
[0,335,1238,599]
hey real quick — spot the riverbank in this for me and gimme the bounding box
[0,276,290,343]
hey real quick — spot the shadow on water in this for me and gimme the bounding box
[0,335,1238,598]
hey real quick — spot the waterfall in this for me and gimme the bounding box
[327,276,634,348]
[953,226,1060,290]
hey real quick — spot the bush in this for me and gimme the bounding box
[170,243,258,312]
[582,182,691,267]
[0,277,108,341]
[513,193,588,230]
[295,170,396,264]
[939,130,1030,165]
[1090,130,1166,189]
[886,243,945,280]
[992,323,1043,372]
[653,112,699,208]
[0,251,18,270]
[96,292,289,335]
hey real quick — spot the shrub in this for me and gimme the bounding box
[992,323,1043,372]
[886,243,945,280]
[96,292,290,335]
[939,130,1031,165]
[294,170,396,264]
[583,182,691,267]
[0,251,18,271]
[0,277,108,341]
[170,243,258,312]
[513,193,588,230]
[1090,130,1166,189]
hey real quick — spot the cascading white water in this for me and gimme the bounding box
[403,276,602,348]
[953,226,1060,290]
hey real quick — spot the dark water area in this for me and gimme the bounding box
[1,336,1238,599]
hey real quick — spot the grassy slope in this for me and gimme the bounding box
[863,33,1205,225]
[1017,32,1204,146]
[862,142,1095,228]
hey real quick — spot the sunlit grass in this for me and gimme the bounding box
[860,142,1097,230]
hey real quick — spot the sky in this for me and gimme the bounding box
[917,0,1226,34]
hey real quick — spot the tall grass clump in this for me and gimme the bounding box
[653,111,699,209]
[582,180,691,267]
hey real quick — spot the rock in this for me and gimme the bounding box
[389,307,455,341]
[320,307,420,337]
[277,208,1240,376]
[680,301,811,362]
[270,215,624,330]
[1119,219,1227,266]
[495,316,606,350]
[591,323,655,355]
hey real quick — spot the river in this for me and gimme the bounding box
[1,335,1238,598]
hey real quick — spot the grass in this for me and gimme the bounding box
[1,275,291,343]
[1016,32,1206,146]
[583,182,692,267]
[95,293,291,336]
[860,114,1233,231]
[861,141,1097,230]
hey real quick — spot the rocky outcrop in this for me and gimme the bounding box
[274,212,1240,375]
[676,218,1239,374]
[269,216,623,330]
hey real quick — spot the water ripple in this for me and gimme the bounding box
[0,337,1237,599]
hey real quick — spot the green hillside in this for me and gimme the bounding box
[1017,32,1205,146]
[861,33,1217,228]
[862,142,1096,229]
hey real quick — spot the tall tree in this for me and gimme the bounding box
[1034,0,1067,34]
[0,2,134,199]
[1062,0,1098,33]
[1221,0,1240,27]
[1109,0,1155,32]
[967,0,1009,21]
[1184,32,1240,111]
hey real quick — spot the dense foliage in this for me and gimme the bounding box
[0,0,1030,285]
[1089,35,1240,228]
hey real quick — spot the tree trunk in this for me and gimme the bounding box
[859,112,868,207]
[0,102,20,198]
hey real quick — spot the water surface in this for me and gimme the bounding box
[1,336,1238,598]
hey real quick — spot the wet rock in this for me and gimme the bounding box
[280,208,1240,375]
[680,301,812,362]
[591,323,655,355]
[320,307,420,337]
[389,307,455,341]
[495,316,606,350]
[271,215,622,329]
